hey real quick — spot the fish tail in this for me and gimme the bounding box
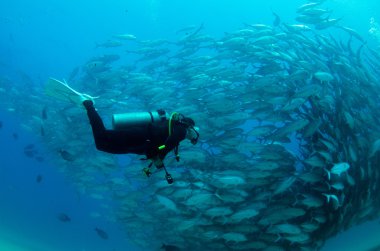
[275,233,282,242]
[325,181,331,190]
[324,168,331,180]
[322,193,330,203]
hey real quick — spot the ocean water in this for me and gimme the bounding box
[1,0,380,250]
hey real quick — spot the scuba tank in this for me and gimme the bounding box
[112,109,169,130]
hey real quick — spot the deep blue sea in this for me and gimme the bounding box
[1,0,380,250]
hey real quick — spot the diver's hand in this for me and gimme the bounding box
[152,156,164,168]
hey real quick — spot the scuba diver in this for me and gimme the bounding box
[83,99,199,184]
[45,78,199,184]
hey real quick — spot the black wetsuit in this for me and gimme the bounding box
[83,100,187,161]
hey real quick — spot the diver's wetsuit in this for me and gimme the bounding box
[83,100,187,160]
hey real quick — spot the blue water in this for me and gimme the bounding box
[0,113,136,250]
[1,0,380,250]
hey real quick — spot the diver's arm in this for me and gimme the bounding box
[158,127,185,159]
[145,130,181,168]
[158,139,179,159]
[152,155,164,168]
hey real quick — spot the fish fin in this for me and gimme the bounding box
[331,195,340,205]
[215,191,223,200]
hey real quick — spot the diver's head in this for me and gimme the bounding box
[171,113,199,144]
[181,117,199,145]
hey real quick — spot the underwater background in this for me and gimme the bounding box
[1,0,380,250]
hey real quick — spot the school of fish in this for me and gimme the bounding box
[1,0,380,250]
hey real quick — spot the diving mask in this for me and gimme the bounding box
[186,126,199,145]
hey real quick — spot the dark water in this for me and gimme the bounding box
[1,0,380,250]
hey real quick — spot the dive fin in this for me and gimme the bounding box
[45,78,97,105]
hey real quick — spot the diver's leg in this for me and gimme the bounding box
[83,100,112,151]
[82,100,134,154]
